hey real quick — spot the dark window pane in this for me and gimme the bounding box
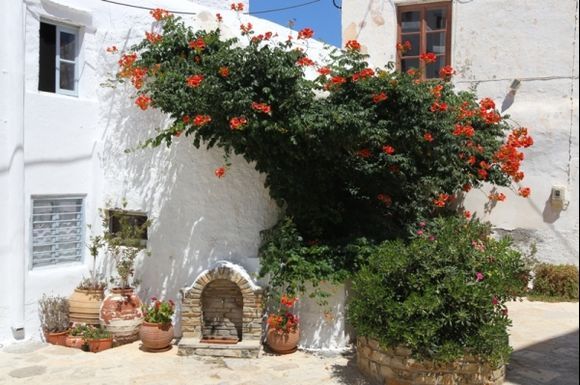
[38,22,56,92]
[425,55,446,79]
[426,8,447,31]
[59,61,75,90]
[401,11,420,32]
[401,58,419,73]
[59,31,76,60]
[427,32,446,55]
[400,34,420,57]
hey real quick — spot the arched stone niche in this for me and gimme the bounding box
[180,261,263,342]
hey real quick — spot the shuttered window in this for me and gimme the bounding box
[31,197,85,267]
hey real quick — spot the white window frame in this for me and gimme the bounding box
[54,23,79,96]
[30,195,86,269]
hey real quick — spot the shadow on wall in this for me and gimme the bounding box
[95,40,279,336]
[506,329,579,385]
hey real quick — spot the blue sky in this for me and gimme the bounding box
[249,0,342,47]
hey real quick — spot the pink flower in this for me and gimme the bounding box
[416,230,424,236]
[475,272,484,282]
[492,296,499,305]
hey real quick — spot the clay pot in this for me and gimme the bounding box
[99,288,143,344]
[44,330,68,346]
[87,337,113,353]
[69,288,104,325]
[139,322,174,352]
[266,327,299,354]
[65,335,86,349]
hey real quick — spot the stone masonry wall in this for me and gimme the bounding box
[357,337,505,385]
[181,264,263,341]
[201,279,243,340]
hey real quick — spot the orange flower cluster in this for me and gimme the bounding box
[377,194,392,206]
[106,45,118,53]
[219,67,230,77]
[453,123,475,137]
[215,167,226,178]
[317,67,331,76]
[356,148,372,158]
[352,68,374,82]
[423,132,434,142]
[297,27,314,39]
[345,40,361,51]
[240,23,253,35]
[494,127,533,183]
[186,74,204,88]
[230,2,244,11]
[129,67,147,89]
[135,95,151,110]
[281,295,298,307]
[433,193,451,207]
[229,116,247,130]
[489,192,506,202]
[251,32,273,43]
[188,38,205,50]
[396,40,412,54]
[439,65,455,80]
[150,8,171,21]
[251,102,272,115]
[431,84,444,98]
[296,56,315,66]
[193,115,212,126]
[267,295,299,334]
[118,53,137,78]
[430,101,448,112]
[372,92,388,104]
[324,75,347,90]
[216,13,223,22]
[383,145,395,155]
[419,52,437,64]
[518,187,531,197]
[145,32,162,44]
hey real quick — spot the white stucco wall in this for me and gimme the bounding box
[0,0,351,349]
[342,0,580,265]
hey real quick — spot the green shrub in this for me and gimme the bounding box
[531,264,579,301]
[349,216,529,365]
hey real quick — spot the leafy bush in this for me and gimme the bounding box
[110,9,533,292]
[142,297,175,324]
[531,264,579,301]
[349,217,529,364]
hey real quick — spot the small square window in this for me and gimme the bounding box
[31,197,85,268]
[107,210,149,248]
[39,21,79,95]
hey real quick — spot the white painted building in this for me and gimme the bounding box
[343,0,579,264]
[0,0,351,348]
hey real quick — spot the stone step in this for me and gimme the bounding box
[177,338,262,358]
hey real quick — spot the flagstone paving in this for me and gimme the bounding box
[0,300,577,385]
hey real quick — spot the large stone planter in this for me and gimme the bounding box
[356,337,506,385]
[69,288,104,325]
[99,288,143,344]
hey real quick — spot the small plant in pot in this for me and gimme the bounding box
[82,325,113,353]
[66,324,91,349]
[69,233,107,325]
[38,294,70,346]
[139,297,175,352]
[266,295,300,354]
[99,202,149,344]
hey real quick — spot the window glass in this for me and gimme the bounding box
[401,11,420,32]
[38,22,78,95]
[427,32,446,55]
[426,8,447,31]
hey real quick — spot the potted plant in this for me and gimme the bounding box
[83,325,113,353]
[38,294,70,346]
[65,324,90,349]
[266,295,300,354]
[99,202,149,344]
[69,232,106,325]
[139,297,175,352]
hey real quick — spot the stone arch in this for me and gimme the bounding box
[180,261,263,341]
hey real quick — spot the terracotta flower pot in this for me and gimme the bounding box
[69,288,104,325]
[87,337,113,353]
[266,327,299,354]
[99,288,143,344]
[44,330,69,346]
[65,335,86,349]
[139,322,174,352]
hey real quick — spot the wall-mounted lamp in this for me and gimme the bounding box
[509,79,522,94]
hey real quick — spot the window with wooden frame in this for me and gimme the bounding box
[397,2,452,79]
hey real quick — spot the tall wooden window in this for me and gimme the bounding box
[397,2,452,79]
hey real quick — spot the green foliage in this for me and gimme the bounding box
[113,15,532,293]
[530,264,579,301]
[142,298,175,324]
[82,325,112,340]
[69,324,90,337]
[349,216,530,364]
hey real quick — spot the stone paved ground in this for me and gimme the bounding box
[0,300,577,385]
